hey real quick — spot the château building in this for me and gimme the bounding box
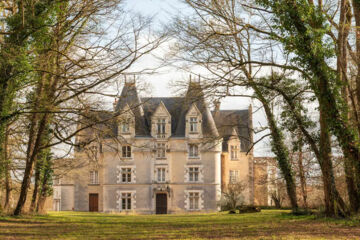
[53,80,254,214]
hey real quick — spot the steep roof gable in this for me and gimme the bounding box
[152,101,171,119]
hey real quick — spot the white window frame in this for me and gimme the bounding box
[229,170,239,183]
[157,118,166,134]
[89,170,99,184]
[53,178,61,186]
[156,142,166,159]
[189,167,199,182]
[189,192,200,210]
[230,145,239,160]
[122,145,132,158]
[121,192,132,210]
[184,190,204,211]
[157,167,166,182]
[189,117,198,133]
[117,166,136,183]
[121,168,132,183]
[121,120,130,134]
[116,190,136,211]
[188,144,199,158]
[184,165,203,183]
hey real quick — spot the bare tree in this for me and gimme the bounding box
[6,0,167,215]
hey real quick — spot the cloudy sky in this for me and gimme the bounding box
[122,0,271,156]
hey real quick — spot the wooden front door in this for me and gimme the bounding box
[89,193,99,212]
[156,193,167,214]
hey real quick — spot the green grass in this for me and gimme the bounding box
[0,210,359,239]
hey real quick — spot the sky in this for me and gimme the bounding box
[121,0,272,156]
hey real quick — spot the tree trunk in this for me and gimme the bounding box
[262,82,349,216]
[254,86,298,212]
[319,110,336,215]
[29,160,41,212]
[3,122,11,210]
[338,0,360,213]
[297,135,308,209]
[265,0,360,213]
[36,171,50,214]
[13,113,49,215]
[4,166,11,210]
[352,0,360,213]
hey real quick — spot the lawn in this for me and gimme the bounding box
[0,210,359,239]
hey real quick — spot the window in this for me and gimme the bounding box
[89,146,98,162]
[121,121,130,133]
[230,145,239,160]
[53,178,61,185]
[121,168,132,183]
[157,118,166,134]
[189,192,200,210]
[229,170,239,183]
[156,143,166,158]
[89,170,99,184]
[121,192,132,210]
[157,168,166,182]
[189,167,199,182]
[189,144,199,158]
[122,146,131,158]
[190,117,198,132]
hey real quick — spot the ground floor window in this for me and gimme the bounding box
[185,190,203,211]
[121,192,132,210]
[189,192,200,210]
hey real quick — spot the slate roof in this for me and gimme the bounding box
[114,81,219,138]
[89,81,252,153]
[212,109,252,152]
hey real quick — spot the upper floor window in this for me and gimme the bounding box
[229,170,239,183]
[121,168,132,183]
[189,167,199,182]
[121,121,130,133]
[53,178,61,185]
[122,146,132,158]
[189,144,199,158]
[189,192,200,210]
[190,117,198,132]
[121,192,132,210]
[230,145,239,160]
[157,167,166,182]
[156,143,166,158]
[89,170,99,184]
[157,118,166,134]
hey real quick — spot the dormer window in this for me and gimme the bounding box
[230,145,239,160]
[185,104,202,137]
[151,101,171,139]
[157,118,166,134]
[117,104,134,137]
[190,117,198,132]
[121,121,130,134]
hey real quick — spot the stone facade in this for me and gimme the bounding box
[53,81,254,213]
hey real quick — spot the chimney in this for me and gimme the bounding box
[113,98,118,111]
[124,75,136,86]
[214,100,221,112]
